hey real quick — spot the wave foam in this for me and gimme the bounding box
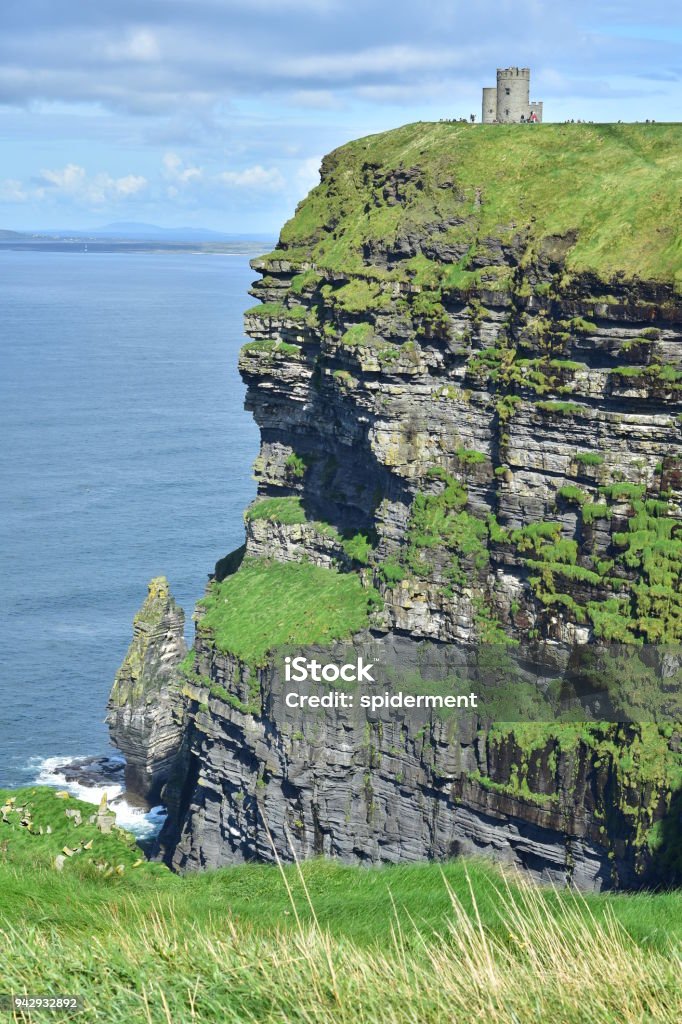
[33,755,166,840]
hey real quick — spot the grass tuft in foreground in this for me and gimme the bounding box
[2,788,681,1022]
[1,860,681,1023]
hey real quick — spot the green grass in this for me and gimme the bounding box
[339,322,375,346]
[339,530,375,565]
[393,474,491,588]
[576,451,605,466]
[557,484,589,504]
[245,496,307,524]
[611,363,682,387]
[583,502,611,524]
[241,338,302,357]
[285,452,308,478]
[455,446,488,466]
[328,278,393,312]
[600,482,647,501]
[506,472,682,640]
[244,301,307,320]
[507,478,682,642]
[2,788,682,1023]
[0,788,165,877]
[271,122,681,286]
[197,558,381,665]
[536,400,584,416]
[243,497,376,565]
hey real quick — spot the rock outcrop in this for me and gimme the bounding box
[107,577,187,804]
[110,123,682,888]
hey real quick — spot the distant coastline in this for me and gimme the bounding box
[0,239,274,255]
[0,223,276,255]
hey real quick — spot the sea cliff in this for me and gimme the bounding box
[109,123,682,889]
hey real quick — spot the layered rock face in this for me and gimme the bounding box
[107,577,187,804]
[160,637,678,889]
[111,123,682,888]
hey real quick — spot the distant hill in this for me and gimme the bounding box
[90,222,236,242]
[1,223,276,243]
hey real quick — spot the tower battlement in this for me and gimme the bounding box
[481,67,543,124]
[496,66,530,79]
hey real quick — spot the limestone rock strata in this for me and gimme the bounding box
[107,577,187,804]
[155,635,677,890]
[109,126,682,887]
[239,260,681,646]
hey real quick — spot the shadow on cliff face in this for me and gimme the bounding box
[299,436,411,536]
[215,543,246,582]
[650,783,682,887]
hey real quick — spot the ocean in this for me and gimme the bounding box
[0,247,264,828]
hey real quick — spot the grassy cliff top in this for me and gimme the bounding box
[198,558,381,666]
[274,122,681,286]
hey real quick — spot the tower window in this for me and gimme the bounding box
[505,87,510,95]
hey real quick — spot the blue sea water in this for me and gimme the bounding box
[0,249,263,791]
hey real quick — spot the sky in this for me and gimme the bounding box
[0,0,679,234]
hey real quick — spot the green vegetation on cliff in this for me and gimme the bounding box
[273,122,681,286]
[245,499,376,566]
[507,483,682,643]
[222,118,682,905]
[398,472,490,584]
[242,121,682,650]
[245,496,307,524]
[478,724,682,871]
[198,558,381,665]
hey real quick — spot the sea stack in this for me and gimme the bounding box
[107,577,187,804]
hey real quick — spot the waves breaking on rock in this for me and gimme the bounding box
[31,754,166,840]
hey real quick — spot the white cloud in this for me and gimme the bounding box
[288,89,342,109]
[0,179,28,202]
[40,163,86,191]
[217,165,286,191]
[158,155,288,202]
[104,29,161,62]
[295,156,322,195]
[163,152,203,184]
[38,164,147,205]
[114,174,148,196]
[278,44,464,80]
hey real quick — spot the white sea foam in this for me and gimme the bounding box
[33,755,167,840]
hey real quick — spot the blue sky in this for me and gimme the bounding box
[1,0,679,233]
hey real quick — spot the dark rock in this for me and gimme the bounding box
[106,577,186,805]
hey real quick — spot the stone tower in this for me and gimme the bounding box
[496,67,530,122]
[482,87,497,124]
[481,67,543,124]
